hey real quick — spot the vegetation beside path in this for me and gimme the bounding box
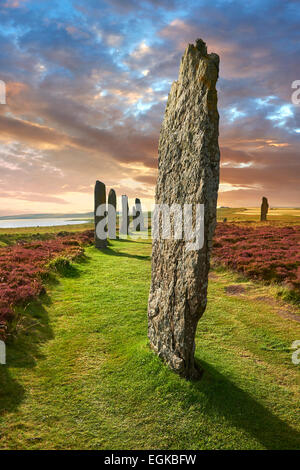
[0,238,299,450]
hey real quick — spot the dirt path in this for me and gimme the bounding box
[209,271,300,323]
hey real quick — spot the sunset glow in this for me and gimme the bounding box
[0,0,299,215]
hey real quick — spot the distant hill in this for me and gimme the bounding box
[0,212,93,220]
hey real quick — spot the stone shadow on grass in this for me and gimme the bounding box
[101,246,150,262]
[0,367,25,416]
[0,255,87,417]
[113,237,152,246]
[189,360,300,450]
[0,296,54,416]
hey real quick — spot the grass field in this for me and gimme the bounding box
[217,207,300,224]
[0,223,93,247]
[0,231,299,449]
[0,206,298,246]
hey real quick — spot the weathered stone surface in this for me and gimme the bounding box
[120,194,129,235]
[108,189,117,239]
[134,198,144,231]
[94,180,107,249]
[147,39,220,379]
[132,206,137,230]
[260,197,269,221]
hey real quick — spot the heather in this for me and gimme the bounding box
[1,222,299,340]
[0,230,93,339]
[0,239,299,450]
[0,223,94,245]
[213,224,300,293]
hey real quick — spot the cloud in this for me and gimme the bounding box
[0,0,299,213]
[0,190,66,204]
[2,0,27,8]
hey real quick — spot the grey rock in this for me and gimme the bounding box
[260,197,269,221]
[147,39,220,379]
[108,189,117,239]
[94,180,107,249]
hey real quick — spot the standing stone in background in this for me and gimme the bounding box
[120,195,129,235]
[132,206,137,231]
[94,180,107,249]
[148,39,220,379]
[108,189,117,239]
[260,197,269,221]
[135,198,144,231]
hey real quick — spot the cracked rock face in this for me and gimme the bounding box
[147,39,220,379]
[260,197,269,221]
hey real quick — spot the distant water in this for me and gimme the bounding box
[0,218,88,229]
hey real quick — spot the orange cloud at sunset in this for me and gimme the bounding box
[0,0,299,216]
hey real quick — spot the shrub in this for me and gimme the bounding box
[0,230,94,339]
[213,224,300,295]
[47,256,78,277]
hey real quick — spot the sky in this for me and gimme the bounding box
[0,0,299,215]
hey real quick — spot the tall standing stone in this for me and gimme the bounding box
[108,189,117,239]
[134,198,144,231]
[120,195,129,235]
[94,180,107,249]
[132,206,137,231]
[260,197,269,221]
[148,39,220,379]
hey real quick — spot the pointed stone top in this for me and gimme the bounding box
[195,38,207,55]
[108,188,116,205]
[178,38,219,89]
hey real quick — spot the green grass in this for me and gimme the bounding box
[0,237,299,450]
[217,207,300,224]
[0,223,93,246]
[0,207,299,247]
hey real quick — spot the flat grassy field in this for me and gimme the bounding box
[217,207,300,224]
[0,223,93,247]
[0,232,299,449]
